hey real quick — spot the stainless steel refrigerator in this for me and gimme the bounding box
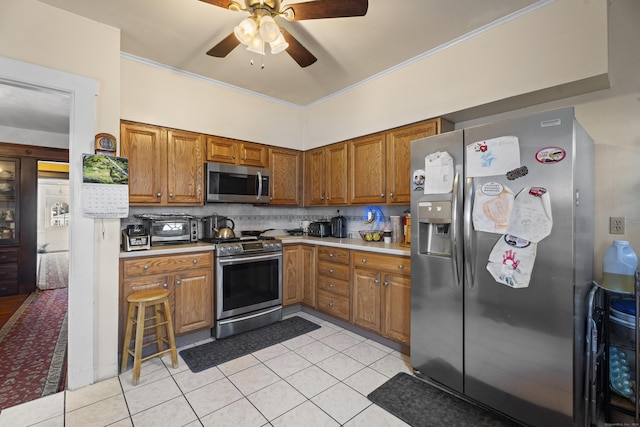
[410,107,594,426]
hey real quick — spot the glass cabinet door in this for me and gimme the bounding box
[0,158,18,244]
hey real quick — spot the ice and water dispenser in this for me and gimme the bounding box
[417,201,452,256]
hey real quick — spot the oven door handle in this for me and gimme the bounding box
[216,253,282,266]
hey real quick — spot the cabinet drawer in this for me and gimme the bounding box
[0,280,18,296]
[317,276,349,296]
[122,252,212,277]
[0,249,18,265]
[317,290,350,321]
[318,260,350,281]
[0,264,18,280]
[318,247,349,264]
[352,251,410,275]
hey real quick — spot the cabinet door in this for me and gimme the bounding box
[326,143,348,205]
[352,268,381,333]
[121,122,166,204]
[166,129,204,205]
[269,148,302,205]
[386,120,440,204]
[239,142,268,167]
[304,148,326,206]
[301,245,317,308]
[205,135,238,164]
[382,273,411,344]
[349,133,386,204]
[174,268,213,334]
[283,245,303,306]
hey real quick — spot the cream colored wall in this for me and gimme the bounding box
[120,59,304,149]
[302,0,607,148]
[0,0,121,386]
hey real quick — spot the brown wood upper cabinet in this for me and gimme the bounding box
[121,122,204,206]
[206,135,268,168]
[304,142,348,206]
[268,147,302,206]
[349,118,453,205]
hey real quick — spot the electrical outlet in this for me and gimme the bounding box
[610,217,625,234]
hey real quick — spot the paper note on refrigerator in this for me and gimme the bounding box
[507,187,552,243]
[466,136,520,177]
[423,151,454,194]
[486,235,537,288]
[472,182,514,234]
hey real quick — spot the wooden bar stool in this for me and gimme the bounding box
[121,289,178,385]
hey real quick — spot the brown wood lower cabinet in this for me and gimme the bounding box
[316,247,350,321]
[119,251,213,351]
[352,251,411,345]
[283,244,316,307]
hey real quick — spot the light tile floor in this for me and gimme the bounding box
[0,312,412,427]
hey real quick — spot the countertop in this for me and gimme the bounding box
[119,236,410,258]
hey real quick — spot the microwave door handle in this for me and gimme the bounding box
[256,171,262,200]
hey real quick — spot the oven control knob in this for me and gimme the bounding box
[232,246,241,253]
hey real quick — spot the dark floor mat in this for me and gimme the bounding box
[179,316,321,372]
[368,373,522,427]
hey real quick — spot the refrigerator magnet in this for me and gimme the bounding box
[412,169,425,191]
[535,146,566,163]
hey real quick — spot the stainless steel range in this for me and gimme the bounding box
[213,236,283,339]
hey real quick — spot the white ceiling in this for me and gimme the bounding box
[2,0,546,134]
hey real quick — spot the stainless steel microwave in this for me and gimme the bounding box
[205,163,270,203]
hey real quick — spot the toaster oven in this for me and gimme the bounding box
[308,221,331,237]
[136,214,198,245]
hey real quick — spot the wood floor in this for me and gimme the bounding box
[0,294,30,329]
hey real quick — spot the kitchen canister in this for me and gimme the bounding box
[390,216,402,243]
[602,240,638,293]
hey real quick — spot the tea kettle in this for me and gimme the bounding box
[215,217,235,239]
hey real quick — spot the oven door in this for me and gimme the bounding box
[215,252,282,321]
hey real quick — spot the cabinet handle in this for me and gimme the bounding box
[193,259,198,264]
[176,280,181,285]
[320,196,324,200]
[327,197,331,201]
[329,253,334,257]
[156,193,161,198]
[328,301,334,307]
[384,281,389,287]
[329,268,334,273]
[361,258,367,264]
[398,264,404,270]
[169,193,174,198]
[329,283,334,288]
[143,265,149,270]
[380,193,385,198]
[374,278,380,284]
[242,149,246,160]
[163,282,168,289]
[390,192,394,198]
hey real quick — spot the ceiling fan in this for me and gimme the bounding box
[200,0,369,67]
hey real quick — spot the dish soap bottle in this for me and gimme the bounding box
[602,240,638,293]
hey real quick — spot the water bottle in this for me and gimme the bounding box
[602,240,638,293]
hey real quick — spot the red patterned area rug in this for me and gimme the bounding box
[37,252,68,290]
[0,288,68,411]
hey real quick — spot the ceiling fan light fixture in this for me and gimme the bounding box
[258,15,280,43]
[246,33,265,55]
[269,32,289,54]
[234,17,257,45]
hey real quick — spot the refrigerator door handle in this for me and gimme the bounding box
[450,172,462,287]
[463,176,475,288]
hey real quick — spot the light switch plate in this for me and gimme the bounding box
[610,217,625,234]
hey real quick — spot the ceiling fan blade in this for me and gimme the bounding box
[282,0,368,20]
[206,32,241,57]
[199,0,242,11]
[281,28,317,67]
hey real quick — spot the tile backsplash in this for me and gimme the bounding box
[123,204,409,238]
